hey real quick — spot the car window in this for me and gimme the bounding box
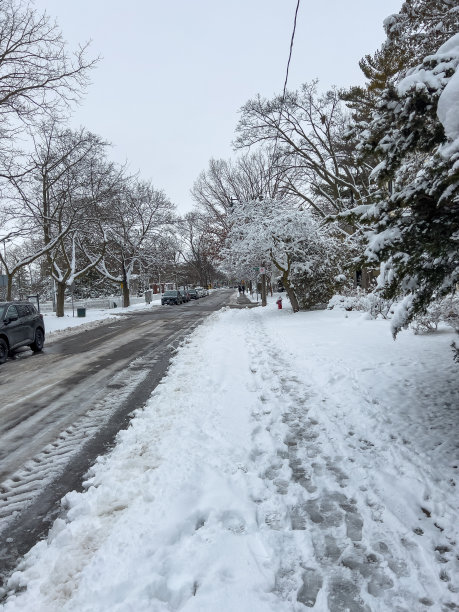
[6,305,19,319]
[16,305,28,317]
[0,305,5,319]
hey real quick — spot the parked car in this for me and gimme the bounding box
[161,290,183,305]
[0,301,45,364]
[179,289,190,302]
[188,289,199,300]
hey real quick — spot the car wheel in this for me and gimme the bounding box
[0,338,8,364]
[30,328,44,353]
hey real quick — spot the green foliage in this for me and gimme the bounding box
[358,47,408,93]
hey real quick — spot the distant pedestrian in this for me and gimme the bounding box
[242,284,245,294]
[238,285,242,293]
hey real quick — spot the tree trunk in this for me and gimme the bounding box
[56,281,66,317]
[283,272,300,313]
[122,268,130,307]
[6,273,13,301]
[270,252,300,312]
[261,271,267,306]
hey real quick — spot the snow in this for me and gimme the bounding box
[397,68,444,96]
[396,32,459,157]
[1,295,458,611]
[436,32,459,58]
[437,34,459,153]
[43,300,162,336]
[438,65,459,152]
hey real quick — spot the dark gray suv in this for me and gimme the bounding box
[0,301,45,364]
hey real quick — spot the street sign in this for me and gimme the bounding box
[260,267,266,274]
[253,267,259,271]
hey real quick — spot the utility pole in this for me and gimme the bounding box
[261,263,267,307]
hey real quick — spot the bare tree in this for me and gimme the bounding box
[97,180,175,307]
[45,156,124,315]
[0,0,98,300]
[4,121,111,313]
[178,212,222,288]
[0,0,97,133]
[191,149,291,250]
[234,82,374,225]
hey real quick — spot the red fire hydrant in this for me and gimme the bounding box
[276,297,283,309]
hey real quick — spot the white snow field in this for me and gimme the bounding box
[1,295,458,611]
[42,299,162,337]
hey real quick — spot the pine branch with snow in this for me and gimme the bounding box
[350,33,459,336]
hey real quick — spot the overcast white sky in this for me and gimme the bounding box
[34,0,402,213]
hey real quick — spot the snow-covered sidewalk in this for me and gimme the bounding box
[2,299,458,611]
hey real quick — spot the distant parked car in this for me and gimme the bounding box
[188,289,198,300]
[161,290,182,305]
[0,301,45,364]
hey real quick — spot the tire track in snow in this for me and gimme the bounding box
[0,364,150,527]
[0,315,203,531]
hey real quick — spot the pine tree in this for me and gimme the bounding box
[355,34,459,335]
[342,0,458,134]
[384,0,459,68]
[341,0,459,336]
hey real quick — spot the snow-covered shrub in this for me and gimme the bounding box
[411,295,459,334]
[289,238,345,309]
[328,293,363,312]
[293,274,336,310]
[328,289,394,319]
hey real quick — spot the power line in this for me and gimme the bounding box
[270,0,301,194]
[282,0,301,103]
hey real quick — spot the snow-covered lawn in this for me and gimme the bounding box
[2,296,458,611]
[43,300,162,337]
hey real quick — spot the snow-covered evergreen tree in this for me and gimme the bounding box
[383,0,459,69]
[354,32,459,335]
